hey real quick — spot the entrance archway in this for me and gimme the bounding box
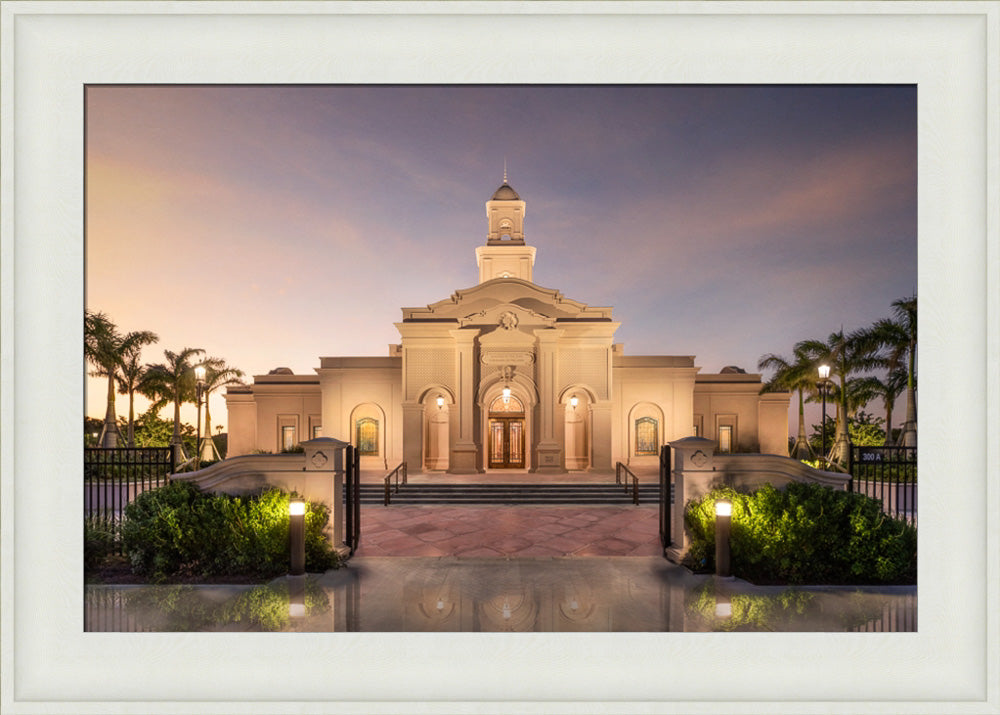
[487,393,525,469]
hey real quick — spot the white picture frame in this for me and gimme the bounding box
[1,2,997,713]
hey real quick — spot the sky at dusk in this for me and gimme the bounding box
[85,85,917,435]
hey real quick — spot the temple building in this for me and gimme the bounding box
[225,179,789,473]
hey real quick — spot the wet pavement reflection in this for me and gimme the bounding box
[85,557,916,633]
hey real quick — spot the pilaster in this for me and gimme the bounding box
[534,328,566,472]
[402,402,424,472]
[449,328,480,473]
[590,401,613,470]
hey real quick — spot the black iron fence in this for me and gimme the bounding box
[848,445,917,525]
[85,447,174,552]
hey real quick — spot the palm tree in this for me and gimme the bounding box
[851,295,917,447]
[196,357,244,462]
[143,347,205,460]
[890,296,917,447]
[758,346,816,460]
[796,329,882,466]
[117,348,155,447]
[84,310,158,448]
[852,367,908,445]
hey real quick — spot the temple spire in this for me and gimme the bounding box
[503,158,508,184]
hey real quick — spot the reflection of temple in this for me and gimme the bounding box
[226,178,789,472]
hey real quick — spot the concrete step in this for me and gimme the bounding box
[348,482,660,506]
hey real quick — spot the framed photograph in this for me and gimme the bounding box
[2,2,997,713]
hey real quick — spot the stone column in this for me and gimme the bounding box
[590,401,613,471]
[449,329,479,473]
[667,436,718,553]
[534,328,565,472]
[402,402,424,472]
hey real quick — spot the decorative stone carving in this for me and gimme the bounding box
[499,311,518,330]
[311,451,328,468]
[691,450,708,468]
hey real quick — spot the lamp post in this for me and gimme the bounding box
[715,499,732,578]
[818,364,831,462]
[289,498,306,576]
[194,365,206,471]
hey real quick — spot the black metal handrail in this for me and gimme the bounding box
[615,462,640,506]
[383,461,407,506]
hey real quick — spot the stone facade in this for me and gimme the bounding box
[226,180,789,473]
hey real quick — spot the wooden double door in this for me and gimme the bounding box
[488,416,525,469]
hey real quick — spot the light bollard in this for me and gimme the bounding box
[715,499,732,578]
[289,499,306,577]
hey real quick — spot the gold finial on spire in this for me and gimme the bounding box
[503,157,508,184]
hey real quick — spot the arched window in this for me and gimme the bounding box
[635,417,659,456]
[356,417,379,456]
[489,394,524,414]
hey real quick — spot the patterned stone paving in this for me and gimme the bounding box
[355,504,663,557]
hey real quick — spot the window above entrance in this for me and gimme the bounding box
[489,394,524,413]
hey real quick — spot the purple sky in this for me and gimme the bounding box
[85,85,916,435]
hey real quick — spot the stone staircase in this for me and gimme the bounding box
[354,482,660,506]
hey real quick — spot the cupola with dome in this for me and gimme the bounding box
[477,172,535,283]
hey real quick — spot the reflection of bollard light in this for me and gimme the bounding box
[288,569,306,619]
[715,499,732,578]
[715,592,733,618]
[289,499,306,576]
[502,600,511,620]
[436,599,445,612]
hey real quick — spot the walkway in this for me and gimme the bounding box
[357,504,662,557]
[356,468,663,557]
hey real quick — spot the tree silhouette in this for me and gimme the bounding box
[84,310,157,448]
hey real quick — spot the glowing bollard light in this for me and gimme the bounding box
[289,498,306,577]
[715,499,732,578]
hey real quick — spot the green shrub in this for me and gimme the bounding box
[121,482,341,581]
[684,482,916,585]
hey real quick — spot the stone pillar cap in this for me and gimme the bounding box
[301,437,349,449]
[301,438,348,472]
[668,436,717,450]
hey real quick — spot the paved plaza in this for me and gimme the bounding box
[356,504,663,557]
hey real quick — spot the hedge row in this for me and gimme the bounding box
[684,482,916,585]
[122,481,340,581]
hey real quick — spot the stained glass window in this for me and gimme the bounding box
[356,418,378,456]
[635,417,658,456]
[281,426,296,452]
[489,394,524,414]
[718,425,733,453]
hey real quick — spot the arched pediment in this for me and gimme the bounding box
[459,302,554,329]
[400,278,612,322]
